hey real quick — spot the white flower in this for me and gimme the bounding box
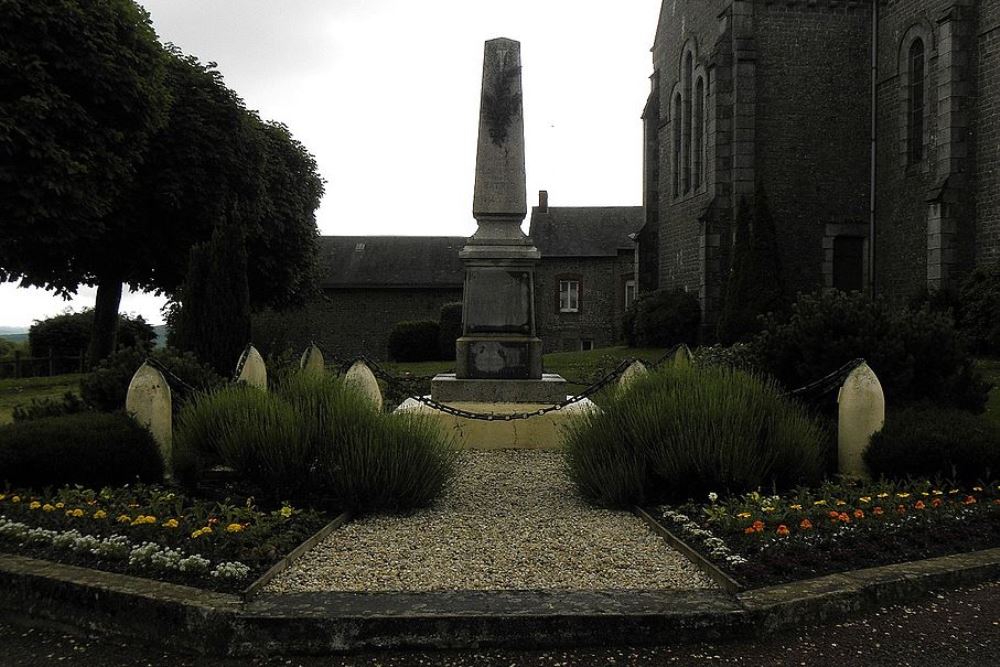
[708,492,719,503]
[211,561,251,580]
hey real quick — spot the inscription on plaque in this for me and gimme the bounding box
[464,268,531,335]
[468,341,530,379]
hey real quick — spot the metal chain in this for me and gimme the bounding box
[231,344,253,382]
[787,358,865,399]
[144,356,201,395]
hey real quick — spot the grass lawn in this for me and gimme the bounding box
[0,374,82,425]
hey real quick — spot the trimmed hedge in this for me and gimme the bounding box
[438,302,463,361]
[865,406,1000,485]
[0,412,164,488]
[388,320,440,362]
[565,364,825,507]
[629,288,701,348]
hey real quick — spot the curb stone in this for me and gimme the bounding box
[0,547,998,655]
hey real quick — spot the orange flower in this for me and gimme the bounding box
[873,506,884,516]
[776,525,790,537]
[964,495,977,505]
[914,500,926,510]
[751,520,765,533]
[853,509,864,519]
[799,518,813,530]
[744,526,756,535]
[896,504,907,514]
[931,498,942,508]
[838,512,851,523]
[828,510,840,520]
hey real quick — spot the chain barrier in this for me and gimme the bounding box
[231,344,253,382]
[144,356,201,395]
[787,358,865,400]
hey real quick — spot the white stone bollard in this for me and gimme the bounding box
[126,362,173,478]
[345,360,383,411]
[618,360,648,388]
[299,344,325,375]
[837,361,885,479]
[673,344,693,368]
[236,345,267,389]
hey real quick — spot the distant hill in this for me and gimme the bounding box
[0,333,27,343]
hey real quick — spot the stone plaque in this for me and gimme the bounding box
[464,268,531,335]
[467,340,530,379]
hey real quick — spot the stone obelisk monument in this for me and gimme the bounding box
[431,38,566,403]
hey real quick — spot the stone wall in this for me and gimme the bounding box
[253,287,462,361]
[976,5,1000,267]
[534,254,635,352]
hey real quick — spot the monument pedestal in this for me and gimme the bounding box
[431,372,567,404]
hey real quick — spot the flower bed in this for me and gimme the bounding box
[0,485,330,593]
[654,481,1000,588]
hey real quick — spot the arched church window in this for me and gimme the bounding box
[683,52,693,193]
[694,76,704,191]
[673,92,682,197]
[908,38,925,164]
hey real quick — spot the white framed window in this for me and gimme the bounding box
[559,280,579,312]
[624,279,636,306]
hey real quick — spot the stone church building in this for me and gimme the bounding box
[640,0,1000,329]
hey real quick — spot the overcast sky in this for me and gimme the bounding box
[1,0,661,328]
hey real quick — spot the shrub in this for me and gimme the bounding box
[693,343,761,372]
[388,320,441,362]
[12,392,88,422]
[174,371,456,511]
[717,188,786,344]
[80,346,224,413]
[753,290,991,413]
[565,365,825,507]
[0,413,164,488]
[29,310,155,359]
[956,266,1000,355]
[438,302,463,361]
[630,288,701,348]
[865,406,1000,485]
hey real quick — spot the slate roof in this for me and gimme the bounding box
[318,236,465,288]
[528,206,643,257]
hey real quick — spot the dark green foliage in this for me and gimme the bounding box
[388,320,442,362]
[0,413,164,488]
[80,347,224,413]
[865,406,1000,485]
[12,392,87,423]
[174,372,456,511]
[565,365,825,507]
[717,189,786,344]
[629,289,701,348]
[438,302,463,360]
[955,266,1000,355]
[622,301,639,346]
[28,310,155,359]
[692,343,762,372]
[172,220,252,376]
[753,290,991,412]
[0,0,169,296]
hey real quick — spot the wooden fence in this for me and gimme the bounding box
[0,349,86,379]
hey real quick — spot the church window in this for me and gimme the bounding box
[673,93,682,197]
[832,236,865,293]
[683,52,693,193]
[694,76,705,191]
[908,38,925,165]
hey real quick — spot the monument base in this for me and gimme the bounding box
[431,373,567,403]
[395,398,597,450]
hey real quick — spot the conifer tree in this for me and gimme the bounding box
[717,186,786,344]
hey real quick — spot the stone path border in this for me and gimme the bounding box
[242,511,353,601]
[0,547,998,655]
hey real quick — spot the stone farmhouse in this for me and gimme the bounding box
[639,0,1000,330]
[254,193,640,359]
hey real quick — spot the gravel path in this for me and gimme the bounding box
[264,450,715,592]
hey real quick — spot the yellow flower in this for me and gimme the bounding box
[225,523,244,533]
[191,526,213,539]
[42,503,56,512]
[66,509,85,518]
[11,496,20,503]
[896,493,911,499]
[877,492,890,499]
[736,511,752,519]
[859,497,871,503]
[93,510,107,520]
[949,489,960,495]
[835,500,847,506]
[54,502,64,509]
[0,494,6,501]
[813,500,827,506]
[117,515,131,524]
[921,492,930,497]
[973,486,984,492]
[131,515,157,526]
[789,504,803,511]
[932,490,944,496]
[279,505,293,519]
[762,507,776,513]
[29,501,41,510]
[163,519,179,529]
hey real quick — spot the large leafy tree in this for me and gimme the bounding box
[0,0,169,330]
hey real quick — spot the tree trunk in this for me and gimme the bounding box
[86,278,123,369]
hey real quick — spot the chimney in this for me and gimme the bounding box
[538,190,548,213]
